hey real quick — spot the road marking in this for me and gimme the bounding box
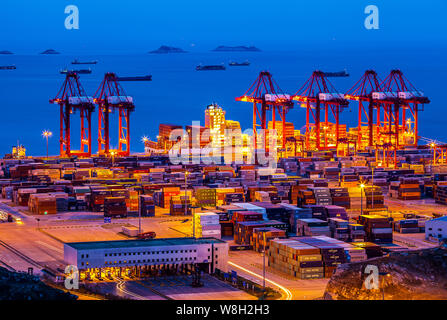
[116,279,147,300]
[228,261,293,300]
[36,241,63,254]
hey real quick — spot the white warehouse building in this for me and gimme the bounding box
[425,216,447,243]
[64,237,228,275]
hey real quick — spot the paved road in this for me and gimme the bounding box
[228,250,329,300]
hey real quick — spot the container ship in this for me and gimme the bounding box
[116,75,152,81]
[0,65,16,70]
[196,64,226,71]
[60,68,92,74]
[71,59,98,65]
[323,69,349,77]
[229,61,250,66]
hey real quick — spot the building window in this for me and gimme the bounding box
[105,254,108,257]
[81,254,84,258]
[208,248,210,252]
[81,262,84,266]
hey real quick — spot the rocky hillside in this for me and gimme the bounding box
[0,267,77,300]
[324,247,447,300]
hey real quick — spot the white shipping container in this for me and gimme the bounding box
[264,94,290,102]
[68,96,94,105]
[398,91,424,99]
[107,96,133,104]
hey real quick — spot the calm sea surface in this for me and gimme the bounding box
[0,46,446,156]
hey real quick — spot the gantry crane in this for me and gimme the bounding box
[379,70,430,147]
[50,72,95,157]
[236,71,293,153]
[94,73,135,156]
[292,71,349,151]
[345,70,383,149]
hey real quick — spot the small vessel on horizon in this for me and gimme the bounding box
[323,69,349,77]
[196,64,226,71]
[71,59,98,65]
[60,68,92,74]
[116,74,152,81]
[0,65,16,70]
[229,60,250,66]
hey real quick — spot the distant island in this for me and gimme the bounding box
[212,46,261,52]
[0,50,13,54]
[40,49,60,54]
[149,46,187,54]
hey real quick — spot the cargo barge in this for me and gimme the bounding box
[60,68,92,74]
[229,61,250,66]
[71,59,98,65]
[196,64,226,71]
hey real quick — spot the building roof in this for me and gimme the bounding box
[428,216,447,223]
[65,237,225,251]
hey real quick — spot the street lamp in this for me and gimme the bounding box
[141,136,149,153]
[184,171,190,217]
[359,183,365,215]
[379,272,391,300]
[430,142,436,165]
[42,130,52,159]
[110,150,117,166]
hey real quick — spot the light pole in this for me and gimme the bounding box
[379,272,390,300]
[262,231,266,300]
[184,171,190,217]
[360,183,365,215]
[110,150,117,166]
[42,130,52,159]
[141,136,149,154]
[430,142,436,165]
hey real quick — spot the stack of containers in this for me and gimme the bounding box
[193,212,221,239]
[304,205,327,220]
[296,236,347,278]
[351,242,383,259]
[254,191,271,202]
[225,192,244,204]
[161,186,181,208]
[389,181,400,198]
[358,215,393,243]
[398,177,421,200]
[195,187,217,207]
[280,203,312,232]
[252,227,287,253]
[251,202,288,224]
[170,195,191,216]
[314,236,367,262]
[328,218,350,241]
[139,195,155,217]
[347,187,365,210]
[348,223,366,242]
[393,219,420,233]
[104,197,127,218]
[28,194,57,215]
[324,205,349,220]
[90,188,112,212]
[329,187,350,209]
[127,190,139,212]
[296,218,330,237]
[324,167,340,181]
[310,187,332,206]
[233,202,267,220]
[268,239,323,279]
[297,189,316,206]
[435,185,447,205]
[364,186,385,209]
